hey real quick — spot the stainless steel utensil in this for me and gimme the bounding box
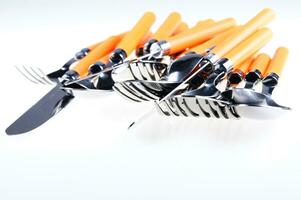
[156,28,273,119]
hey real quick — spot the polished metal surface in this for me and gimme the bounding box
[6,84,74,135]
[113,53,209,103]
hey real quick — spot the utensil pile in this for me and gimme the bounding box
[6,8,290,135]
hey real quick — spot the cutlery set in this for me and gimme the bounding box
[6,8,290,135]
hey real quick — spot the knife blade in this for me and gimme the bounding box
[6,84,74,135]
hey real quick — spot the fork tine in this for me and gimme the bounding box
[205,99,221,118]
[207,100,229,119]
[129,62,145,80]
[15,65,39,84]
[29,66,53,85]
[196,98,220,118]
[154,102,171,116]
[137,62,152,81]
[214,100,240,119]
[161,100,180,116]
[36,67,54,84]
[151,63,162,81]
[168,98,188,116]
[119,82,149,101]
[123,82,154,101]
[194,98,211,118]
[229,105,241,119]
[128,82,160,100]
[22,65,47,85]
[163,99,180,116]
[190,97,210,118]
[174,97,198,117]
[113,83,143,102]
[142,62,158,81]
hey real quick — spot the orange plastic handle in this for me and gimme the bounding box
[233,54,256,75]
[86,32,127,51]
[72,34,124,77]
[136,31,153,47]
[97,54,110,64]
[264,47,289,76]
[153,12,182,40]
[190,26,238,54]
[170,19,215,41]
[196,19,215,27]
[249,53,271,76]
[195,19,215,29]
[87,42,102,51]
[213,8,275,57]
[115,12,156,56]
[223,28,273,66]
[171,22,189,36]
[168,18,236,54]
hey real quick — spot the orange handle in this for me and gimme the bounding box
[97,55,110,64]
[173,19,215,44]
[249,53,271,76]
[136,31,153,47]
[213,8,275,57]
[86,32,127,51]
[264,47,289,76]
[170,19,215,41]
[153,12,182,40]
[171,22,189,36]
[223,28,273,66]
[190,26,238,54]
[72,34,123,77]
[168,18,236,54]
[195,19,215,30]
[115,12,156,56]
[83,55,111,76]
[233,53,256,75]
[87,42,102,51]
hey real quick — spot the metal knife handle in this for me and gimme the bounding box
[171,22,189,36]
[264,47,289,76]
[153,12,182,40]
[223,28,273,67]
[167,18,236,54]
[72,34,124,77]
[213,8,275,57]
[113,12,156,58]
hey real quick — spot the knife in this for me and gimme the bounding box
[6,12,156,135]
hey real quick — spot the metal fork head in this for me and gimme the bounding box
[112,53,212,103]
[113,81,160,102]
[15,65,54,85]
[155,95,240,119]
[111,60,168,83]
[112,57,208,103]
[156,89,292,120]
[113,79,190,103]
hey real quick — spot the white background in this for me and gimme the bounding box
[1,0,301,199]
